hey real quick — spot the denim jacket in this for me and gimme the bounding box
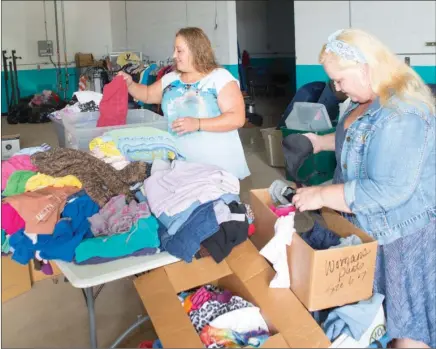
[338,96,436,245]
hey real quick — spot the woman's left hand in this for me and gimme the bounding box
[171,117,200,135]
[292,186,324,212]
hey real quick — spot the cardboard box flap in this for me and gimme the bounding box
[134,268,204,348]
[2,256,31,303]
[288,234,316,308]
[245,270,331,348]
[321,208,375,243]
[250,190,277,250]
[225,239,270,282]
[163,256,233,294]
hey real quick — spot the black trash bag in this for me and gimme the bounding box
[28,100,68,124]
[6,96,33,124]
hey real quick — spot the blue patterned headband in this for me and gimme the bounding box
[325,29,367,64]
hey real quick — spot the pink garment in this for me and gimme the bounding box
[96,75,128,127]
[190,286,233,311]
[88,194,151,237]
[248,224,256,237]
[1,203,25,235]
[269,204,296,217]
[2,155,38,190]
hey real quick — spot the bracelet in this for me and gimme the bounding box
[198,118,201,131]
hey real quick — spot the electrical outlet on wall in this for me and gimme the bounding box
[38,40,53,57]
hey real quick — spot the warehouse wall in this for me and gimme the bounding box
[1,1,240,113]
[1,0,113,113]
[236,0,295,92]
[294,0,436,88]
[109,1,239,79]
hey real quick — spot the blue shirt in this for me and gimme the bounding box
[160,68,250,179]
[333,96,435,245]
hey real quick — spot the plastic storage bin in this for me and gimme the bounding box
[284,102,333,132]
[48,115,66,148]
[62,109,168,150]
[281,127,336,186]
[260,127,285,167]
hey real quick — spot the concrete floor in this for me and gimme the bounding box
[1,97,290,348]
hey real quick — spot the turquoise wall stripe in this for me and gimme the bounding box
[296,64,436,89]
[222,64,240,81]
[2,67,77,114]
[413,66,436,84]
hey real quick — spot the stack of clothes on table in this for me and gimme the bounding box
[179,285,270,348]
[1,142,254,270]
[1,145,155,272]
[144,159,255,263]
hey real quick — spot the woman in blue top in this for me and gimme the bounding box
[292,29,435,348]
[118,27,250,180]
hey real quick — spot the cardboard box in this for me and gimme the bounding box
[134,240,332,348]
[1,256,32,303]
[29,260,63,283]
[250,189,378,311]
[75,53,94,67]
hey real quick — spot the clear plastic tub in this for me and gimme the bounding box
[62,109,168,150]
[48,114,66,148]
[285,102,332,132]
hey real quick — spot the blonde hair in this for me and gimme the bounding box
[319,28,435,114]
[175,27,220,74]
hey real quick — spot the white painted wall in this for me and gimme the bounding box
[236,0,295,58]
[1,0,113,71]
[294,1,350,65]
[294,0,436,66]
[1,0,239,72]
[110,1,238,66]
[350,1,436,66]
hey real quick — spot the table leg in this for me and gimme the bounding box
[84,287,98,348]
[109,315,150,348]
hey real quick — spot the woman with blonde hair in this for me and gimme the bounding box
[119,27,250,179]
[292,28,435,348]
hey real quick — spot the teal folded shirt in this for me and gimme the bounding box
[74,216,160,263]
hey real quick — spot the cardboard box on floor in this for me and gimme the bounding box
[1,256,31,303]
[134,240,332,348]
[2,256,63,303]
[250,189,378,312]
[29,259,63,283]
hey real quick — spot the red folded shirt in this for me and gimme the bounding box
[96,75,128,127]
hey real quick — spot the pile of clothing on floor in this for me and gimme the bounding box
[1,138,254,271]
[179,285,270,348]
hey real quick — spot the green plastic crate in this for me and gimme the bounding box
[281,127,337,186]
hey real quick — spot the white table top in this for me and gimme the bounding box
[55,252,180,289]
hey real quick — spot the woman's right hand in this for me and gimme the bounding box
[117,71,133,87]
[303,133,323,154]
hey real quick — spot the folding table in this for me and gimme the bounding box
[55,253,180,348]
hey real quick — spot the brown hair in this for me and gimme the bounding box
[175,27,220,74]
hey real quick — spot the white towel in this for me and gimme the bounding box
[260,213,295,288]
